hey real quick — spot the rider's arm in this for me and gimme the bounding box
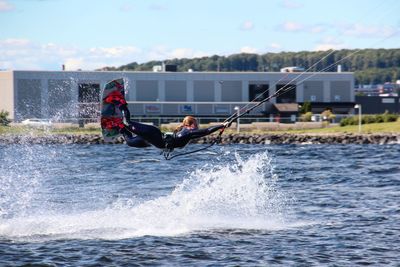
[186,124,225,139]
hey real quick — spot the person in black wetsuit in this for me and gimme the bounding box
[119,104,228,151]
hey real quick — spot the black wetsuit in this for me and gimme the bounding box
[119,105,224,150]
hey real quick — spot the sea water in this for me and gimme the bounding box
[0,143,399,265]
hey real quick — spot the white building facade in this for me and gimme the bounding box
[0,70,355,122]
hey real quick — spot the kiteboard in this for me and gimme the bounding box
[100,78,127,143]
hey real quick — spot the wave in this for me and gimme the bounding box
[0,151,295,241]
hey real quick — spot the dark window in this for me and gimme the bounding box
[165,64,177,72]
[276,84,296,103]
[249,84,269,101]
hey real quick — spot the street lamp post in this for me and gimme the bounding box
[234,106,240,133]
[354,104,362,134]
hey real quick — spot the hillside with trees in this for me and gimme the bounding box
[101,48,400,85]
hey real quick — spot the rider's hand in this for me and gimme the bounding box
[222,121,231,128]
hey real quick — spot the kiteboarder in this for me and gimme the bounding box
[100,78,229,154]
[120,104,228,150]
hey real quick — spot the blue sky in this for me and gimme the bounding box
[1,0,399,70]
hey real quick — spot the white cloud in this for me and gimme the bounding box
[119,3,134,12]
[319,36,341,44]
[0,38,31,47]
[0,39,215,70]
[339,23,398,38]
[0,39,40,69]
[64,46,142,70]
[63,58,84,71]
[0,38,145,70]
[269,43,282,50]
[64,58,108,71]
[278,21,397,38]
[41,42,78,57]
[313,36,346,51]
[240,46,258,54]
[278,21,329,34]
[314,44,343,51]
[145,45,209,61]
[146,45,169,60]
[169,48,197,59]
[240,21,254,31]
[0,0,13,12]
[149,4,167,11]
[89,46,141,58]
[280,0,303,9]
[309,24,327,34]
[279,21,304,32]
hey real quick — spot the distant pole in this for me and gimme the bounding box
[358,105,362,134]
[234,106,240,133]
[354,104,362,134]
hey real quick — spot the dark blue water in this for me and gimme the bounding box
[0,143,399,266]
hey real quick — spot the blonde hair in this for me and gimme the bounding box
[175,116,198,132]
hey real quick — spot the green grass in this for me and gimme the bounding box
[282,121,400,134]
[1,120,399,136]
[219,120,400,135]
[0,125,101,135]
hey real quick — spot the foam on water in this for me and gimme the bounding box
[0,151,294,241]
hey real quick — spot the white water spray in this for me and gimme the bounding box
[0,151,292,241]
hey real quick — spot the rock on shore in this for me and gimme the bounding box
[203,133,400,145]
[0,133,399,145]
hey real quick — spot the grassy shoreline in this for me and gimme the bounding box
[1,120,399,136]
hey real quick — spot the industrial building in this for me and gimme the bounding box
[0,70,355,123]
[355,96,400,114]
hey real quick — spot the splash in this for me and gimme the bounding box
[0,151,292,241]
[0,145,45,219]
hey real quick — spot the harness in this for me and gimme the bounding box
[162,132,176,157]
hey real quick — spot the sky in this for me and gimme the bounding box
[1,0,399,71]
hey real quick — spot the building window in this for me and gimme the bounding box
[382,98,395,103]
[334,95,341,101]
[249,84,269,101]
[276,84,296,103]
[310,95,316,101]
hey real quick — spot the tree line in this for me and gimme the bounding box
[100,48,400,85]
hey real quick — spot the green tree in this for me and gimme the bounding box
[321,109,336,123]
[0,110,11,126]
[300,101,312,114]
[300,112,312,122]
[105,48,400,85]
